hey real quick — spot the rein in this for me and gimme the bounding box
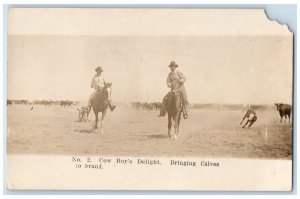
[171,89,181,94]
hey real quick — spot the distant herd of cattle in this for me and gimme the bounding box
[7,99,292,123]
[130,102,161,111]
[7,100,163,111]
[7,99,76,107]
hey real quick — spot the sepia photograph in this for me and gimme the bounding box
[6,8,294,191]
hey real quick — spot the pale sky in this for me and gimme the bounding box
[7,35,293,104]
[7,9,293,104]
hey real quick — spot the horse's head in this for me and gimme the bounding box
[104,82,112,100]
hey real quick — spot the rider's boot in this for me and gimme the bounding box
[157,104,166,117]
[108,101,116,111]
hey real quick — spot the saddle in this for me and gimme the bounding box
[165,90,184,110]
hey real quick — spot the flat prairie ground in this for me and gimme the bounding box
[6,104,292,159]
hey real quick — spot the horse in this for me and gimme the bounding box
[91,82,112,133]
[164,81,184,139]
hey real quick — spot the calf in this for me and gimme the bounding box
[274,103,291,123]
[77,106,91,122]
[240,109,257,128]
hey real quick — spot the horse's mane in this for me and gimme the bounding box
[104,82,112,87]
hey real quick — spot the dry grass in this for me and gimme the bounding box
[7,105,292,159]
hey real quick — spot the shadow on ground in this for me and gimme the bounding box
[74,129,95,134]
[147,134,170,139]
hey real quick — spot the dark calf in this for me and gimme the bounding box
[274,103,291,123]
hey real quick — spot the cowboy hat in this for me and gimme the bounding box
[95,66,103,72]
[168,61,178,68]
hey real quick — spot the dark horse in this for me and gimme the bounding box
[91,82,112,133]
[165,81,184,139]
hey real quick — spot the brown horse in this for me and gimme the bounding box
[165,81,184,139]
[91,82,112,133]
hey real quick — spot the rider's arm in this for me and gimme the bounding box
[178,71,186,83]
[166,73,172,88]
[91,76,95,88]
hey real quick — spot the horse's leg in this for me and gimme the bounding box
[288,114,291,123]
[94,111,99,131]
[168,114,172,137]
[177,112,182,135]
[100,111,106,134]
[173,115,178,139]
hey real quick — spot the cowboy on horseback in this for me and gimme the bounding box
[87,66,116,112]
[158,61,189,119]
